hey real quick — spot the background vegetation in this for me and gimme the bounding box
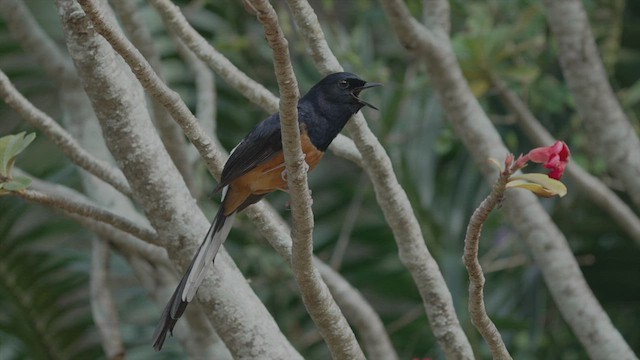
[0,0,639,359]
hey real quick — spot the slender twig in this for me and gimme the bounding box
[463,169,512,360]
[16,189,161,246]
[247,1,365,358]
[492,76,640,247]
[285,1,470,358]
[90,237,126,360]
[0,69,132,196]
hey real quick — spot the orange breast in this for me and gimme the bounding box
[222,131,324,215]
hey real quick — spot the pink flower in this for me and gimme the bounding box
[525,141,571,180]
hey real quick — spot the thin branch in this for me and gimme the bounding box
[492,77,640,247]
[0,69,132,196]
[90,237,126,360]
[247,1,365,358]
[285,1,472,358]
[463,171,512,360]
[16,189,161,247]
[542,0,640,209]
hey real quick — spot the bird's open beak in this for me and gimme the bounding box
[352,82,382,110]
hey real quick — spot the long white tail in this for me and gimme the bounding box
[152,194,235,351]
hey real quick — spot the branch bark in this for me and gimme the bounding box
[16,188,160,246]
[380,1,638,358]
[463,171,512,360]
[542,0,640,209]
[248,1,365,359]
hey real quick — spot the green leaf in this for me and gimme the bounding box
[0,132,36,177]
[507,173,568,197]
[2,176,32,191]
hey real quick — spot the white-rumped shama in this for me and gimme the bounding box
[152,72,381,350]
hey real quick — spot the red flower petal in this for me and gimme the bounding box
[524,141,570,180]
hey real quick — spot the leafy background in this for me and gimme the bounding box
[0,0,639,359]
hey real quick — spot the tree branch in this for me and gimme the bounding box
[542,0,640,209]
[247,1,365,358]
[0,69,132,196]
[16,189,161,246]
[285,1,472,358]
[463,170,512,360]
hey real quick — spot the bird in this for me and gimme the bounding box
[152,72,381,350]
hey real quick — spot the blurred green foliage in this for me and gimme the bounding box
[0,0,639,359]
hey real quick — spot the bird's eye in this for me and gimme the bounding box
[338,79,349,89]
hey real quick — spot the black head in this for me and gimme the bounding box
[304,72,382,111]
